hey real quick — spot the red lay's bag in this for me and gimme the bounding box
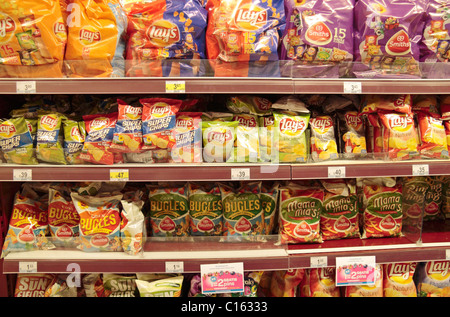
[111,99,144,153]
[417,112,449,159]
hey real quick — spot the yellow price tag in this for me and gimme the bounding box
[110,169,129,181]
[166,80,186,93]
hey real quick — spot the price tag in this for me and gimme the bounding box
[310,256,328,268]
[165,261,184,273]
[335,256,376,286]
[110,169,129,181]
[412,164,429,176]
[19,262,37,273]
[16,81,36,94]
[328,166,346,178]
[343,81,362,94]
[166,80,186,93]
[231,168,250,180]
[13,169,32,181]
[446,249,450,260]
[201,262,244,295]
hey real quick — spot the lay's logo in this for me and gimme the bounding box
[89,117,110,131]
[79,27,101,45]
[40,115,58,131]
[234,4,267,31]
[176,117,194,128]
[389,115,413,130]
[0,122,16,138]
[147,20,180,47]
[70,126,84,142]
[0,13,15,43]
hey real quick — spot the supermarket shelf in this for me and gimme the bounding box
[0,163,291,182]
[290,159,450,180]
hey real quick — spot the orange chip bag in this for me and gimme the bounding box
[300,268,340,297]
[417,112,449,159]
[0,0,66,78]
[446,121,450,153]
[64,0,127,77]
[268,269,304,297]
[361,94,412,115]
[366,113,386,159]
[383,262,417,297]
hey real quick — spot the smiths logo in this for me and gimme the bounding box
[79,27,101,46]
[147,20,180,47]
[234,4,268,31]
[0,13,15,43]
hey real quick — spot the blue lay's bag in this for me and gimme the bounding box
[125,0,208,77]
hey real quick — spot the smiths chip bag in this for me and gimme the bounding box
[0,117,37,164]
[205,0,286,77]
[64,0,127,77]
[0,0,66,78]
[125,0,207,77]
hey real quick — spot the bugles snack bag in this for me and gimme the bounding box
[205,0,286,77]
[64,0,127,77]
[0,0,66,78]
[125,0,207,77]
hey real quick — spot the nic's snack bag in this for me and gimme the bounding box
[300,268,340,297]
[80,112,118,165]
[279,183,323,244]
[64,0,127,77]
[14,273,55,297]
[337,110,367,158]
[309,115,338,162]
[120,199,145,255]
[202,120,239,162]
[344,264,383,297]
[171,112,202,163]
[0,117,37,164]
[36,112,66,164]
[416,260,450,297]
[125,0,207,77]
[111,100,143,153]
[205,0,285,77]
[71,192,123,252]
[0,0,66,78]
[383,262,417,297]
[417,112,449,159]
[63,119,86,164]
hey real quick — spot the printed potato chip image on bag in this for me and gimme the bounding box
[64,0,127,77]
[36,112,66,164]
[416,260,450,297]
[383,262,417,297]
[337,110,367,158]
[0,0,66,78]
[417,112,449,159]
[111,99,143,153]
[63,119,86,164]
[0,117,37,165]
[125,0,207,77]
[309,115,338,162]
[171,112,202,163]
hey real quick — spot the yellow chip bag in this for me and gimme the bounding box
[232,113,259,163]
[310,115,339,162]
[383,262,417,297]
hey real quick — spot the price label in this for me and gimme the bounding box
[13,169,32,181]
[231,168,250,180]
[16,81,36,94]
[446,249,450,260]
[336,256,376,286]
[19,262,37,273]
[412,164,429,176]
[166,80,186,93]
[201,262,244,295]
[328,166,346,178]
[343,81,362,94]
[110,169,129,181]
[165,261,184,273]
[310,256,328,268]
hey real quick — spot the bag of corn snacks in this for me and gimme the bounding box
[36,112,66,164]
[309,115,339,162]
[261,182,279,235]
[14,273,55,297]
[416,261,450,297]
[111,99,143,153]
[383,262,417,297]
[171,112,202,163]
[300,268,340,297]
[417,112,449,159]
[0,117,37,164]
[103,274,138,297]
[63,119,86,164]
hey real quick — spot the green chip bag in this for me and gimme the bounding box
[36,112,67,164]
[0,117,37,165]
[202,121,238,163]
[63,119,86,164]
[135,276,184,297]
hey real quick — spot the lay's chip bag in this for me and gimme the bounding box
[0,117,37,165]
[111,99,143,153]
[63,119,86,164]
[36,112,67,165]
[125,0,207,77]
[64,0,127,77]
[205,0,285,77]
[0,0,66,78]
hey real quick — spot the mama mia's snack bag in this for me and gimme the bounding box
[0,0,66,78]
[206,0,286,77]
[64,0,127,77]
[125,0,207,77]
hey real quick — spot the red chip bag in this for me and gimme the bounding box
[110,99,144,153]
[300,268,340,297]
[417,112,449,159]
[361,94,412,115]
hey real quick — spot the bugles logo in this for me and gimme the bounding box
[147,20,180,47]
[234,3,268,31]
[0,13,16,43]
[79,26,101,46]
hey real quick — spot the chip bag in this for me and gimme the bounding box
[14,273,55,297]
[171,112,202,163]
[416,260,450,297]
[300,268,340,297]
[309,115,339,162]
[111,99,143,153]
[63,119,86,164]
[135,275,184,297]
[103,274,138,297]
[337,110,367,158]
[259,115,275,162]
[261,182,279,235]
[80,112,118,165]
[71,192,123,252]
[401,177,429,232]
[266,269,304,297]
[0,0,66,78]
[205,0,286,77]
[226,96,272,116]
[360,94,412,115]
[383,262,417,297]
[202,120,238,163]
[36,112,66,164]
[125,0,207,77]
[0,117,37,164]
[424,176,445,221]
[417,112,449,159]
[232,113,260,162]
[344,264,383,297]
[64,0,127,77]
[120,199,145,255]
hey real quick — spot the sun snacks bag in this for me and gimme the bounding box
[0,117,37,165]
[279,183,324,244]
[110,99,143,153]
[337,110,367,158]
[63,119,86,164]
[148,183,190,237]
[280,0,354,78]
[171,112,202,163]
[353,0,426,79]
[80,112,118,165]
[14,273,55,297]
[103,274,138,297]
[416,260,450,297]
[120,199,145,255]
[125,0,207,77]
[205,0,286,77]
[417,112,449,159]
[300,268,340,297]
[309,115,338,162]
[71,192,123,252]
[383,262,417,297]
[64,0,127,78]
[0,0,66,78]
[344,264,383,297]
[188,182,223,236]
[36,112,66,164]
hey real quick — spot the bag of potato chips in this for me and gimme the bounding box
[171,112,203,163]
[361,94,412,115]
[232,113,260,163]
[111,99,143,153]
[0,117,37,164]
[337,110,367,159]
[417,112,449,159]
[64,0,127,77]
[0,0,66,78]
[202,120,238,163]
[309,115,339,162]
[416,261,450,297]
[300,268,340,297]
[383,262,417,297]
[36,112,67,164]
[135,275,184,297]
[63,119,86,164]
[120,199,145,256]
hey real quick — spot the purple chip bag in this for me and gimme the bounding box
[420,0,450,79]
[353,0,427,79]
[280,0,354,78]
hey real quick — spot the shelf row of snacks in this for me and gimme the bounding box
[9,260,450,297]
[1,93,449,165]
[1,176,449,258]
[0,0,449,79]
